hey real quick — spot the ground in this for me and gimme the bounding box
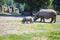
[0,15,60,40]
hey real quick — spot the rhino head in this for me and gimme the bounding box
[34,15,39,22]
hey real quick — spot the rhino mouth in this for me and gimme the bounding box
[33,17,38,22]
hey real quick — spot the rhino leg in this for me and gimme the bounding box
[40,18,42,22]
[40,17,45,23]
[22,20,25,24]
[54,17,56,23]
[30,19,33,23]
[42,18,45,22]
[50,18,53,23]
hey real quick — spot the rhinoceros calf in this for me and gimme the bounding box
[22,17,33,24]
[34,9,56,23]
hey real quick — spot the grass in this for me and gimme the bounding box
[0,15,60,40]
[0,23,60,40]
[0,31,60,40]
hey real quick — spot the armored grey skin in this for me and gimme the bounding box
[22,17,33,24]
[34,9,56,23]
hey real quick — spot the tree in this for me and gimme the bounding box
[0,0,8,6]
[14,0,54,15]
[7,0,14,7]
[0,0,2,5]
[48,0,54,9]
[53,0,60,11]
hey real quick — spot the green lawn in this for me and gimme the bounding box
[0,32,60,40]
[0,15,60,40]
[0,24,60,40]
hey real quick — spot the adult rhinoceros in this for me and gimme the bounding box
[34,9,56,23]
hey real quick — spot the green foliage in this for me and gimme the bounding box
[48,0,54,9]
[14,0,54,11]
[0,0,7,6]
[19,3,26,12]
[0,0,55,15]
[10,12,19,15]
[7,0,14,7]
[0,0,14,6]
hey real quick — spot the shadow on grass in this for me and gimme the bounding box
[34,21,52,23]
[0,14,33,17]
[0,14,22,17]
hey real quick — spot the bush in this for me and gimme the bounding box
[10,12,20,15]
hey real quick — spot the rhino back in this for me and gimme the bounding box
[37,9,56,19]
